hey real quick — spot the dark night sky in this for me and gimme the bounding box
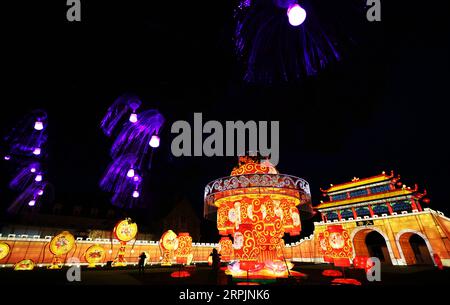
[1,1,449,240]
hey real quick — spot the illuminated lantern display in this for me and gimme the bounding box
[218,237,234,262]
[85,245,106,268]
[160,230,179,266]
[318,233,333,263]
[112,218,138,267]
[14,259,35,271]
[48,231,75,269]
[0,242,10,261]
[321,225,353,267]
[204,155,313,277]
[175,232,193,265]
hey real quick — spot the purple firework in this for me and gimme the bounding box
[8,162,41,190]
[100,96,164,208]
[234,0,364,83]
[4,110,48,156]
[7,182,48,214]
[3,110,51,213]
[100,154,141,208]
[111,110,164,160]
[100,94,142,137]
[100,154,139,193]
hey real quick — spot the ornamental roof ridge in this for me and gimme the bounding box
[320,170,397,194]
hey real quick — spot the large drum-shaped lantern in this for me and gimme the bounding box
[204,156,313,276]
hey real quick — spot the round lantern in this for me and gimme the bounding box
[112,218,138,267]
[0,242,10,261]
[48,231,75,269]
[85,245,106,268]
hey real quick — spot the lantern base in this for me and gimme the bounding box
[170,271,191,278]
[322,269,343,277]
[331,278,362,286]
[112,261,127,267]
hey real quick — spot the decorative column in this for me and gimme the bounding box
[410,199,418,211]
[416,202,423,212]
[337,210,342,221]
[386,203,393,215]
[368,205,374,217]
[351,207,358,219]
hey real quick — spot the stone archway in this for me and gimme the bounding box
[351,227,394,264]
[396,230,435,266]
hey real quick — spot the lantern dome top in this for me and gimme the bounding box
[230,155,278,176]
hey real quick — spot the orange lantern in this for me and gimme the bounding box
[85,245,106,268]
[322,225,353,267]
[204,155,313,276]
[160,230,178,266]
[175,232,193,265]
[0,242,10,261]
[112,218,138,267]
[318,232,333,263]
[14,259,35,271]
[48,231,75,269]
[218,237,234,262]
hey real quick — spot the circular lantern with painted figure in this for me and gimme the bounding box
[114,218,138,242]
[160,230,179,266]
[204,155,313,278]
[85,245,106,268]
[14,259,35,271]
[48,231,75,269]
[112,218,138,267]
[0,242,10,261]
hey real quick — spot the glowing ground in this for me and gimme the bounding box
[1,263,448,286]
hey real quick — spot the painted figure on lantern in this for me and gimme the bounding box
[160,230,179,266]
[112,218,138,267]
[218,237,234,262]
[204,155,313,277]
[48,231,75,269]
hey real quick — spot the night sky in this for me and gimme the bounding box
[1,1,449,241]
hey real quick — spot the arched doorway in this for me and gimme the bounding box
[398,232,434,265]
[353,229,392,264]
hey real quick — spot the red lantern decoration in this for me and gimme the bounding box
[218,237,234,262]
[322,225,353,267]
[175,232,193,265]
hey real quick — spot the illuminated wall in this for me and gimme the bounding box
[312,208,450,266]
[0,237,215,267]
[2,208,449,268]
